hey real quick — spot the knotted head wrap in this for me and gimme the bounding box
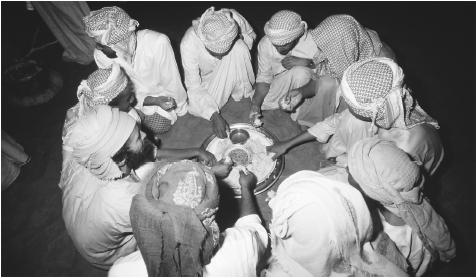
[264,10,307,46]
[341,57,439,133]
[267,170,407,276]
[83,6,139,46]
[70,105,136,180]
[76,63,128,117]
[194,7,239,54]
[348,138,456,263]
[311,14,381,80]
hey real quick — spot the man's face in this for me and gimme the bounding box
[273,37,300,56]
[109,80,137,112]
[112,125,156,175]
[205,36,238,60]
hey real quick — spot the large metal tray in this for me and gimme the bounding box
[201,123,284,196]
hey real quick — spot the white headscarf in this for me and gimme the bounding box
[264,10,307,46]
[266,170,407,276]
[70,105,136,180]
[194,7,239,54]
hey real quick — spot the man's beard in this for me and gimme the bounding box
[125,138,156,170]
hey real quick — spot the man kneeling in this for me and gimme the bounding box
[59,105,218,269]
[108,163,268,276]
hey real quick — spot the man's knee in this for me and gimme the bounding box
[288,66,313,86]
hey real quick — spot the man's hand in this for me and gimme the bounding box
[239,170,257,192]
[266,141,289,160]
[196,149,217,167]
[211,160,233,179]
[281,56,312,70]
[211,112,230,139]
[249,104,263,127]
[143,96,177,111]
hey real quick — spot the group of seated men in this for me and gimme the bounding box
[59,5,456,276]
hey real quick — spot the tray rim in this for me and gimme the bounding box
[201,123,284,196]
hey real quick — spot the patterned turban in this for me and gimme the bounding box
[311,14,381,80]
[70,105,136,180]
[267,170,407,276]
[83,6,139,46]
[341,57,439,132]
[76,63,128,117]
[264,10,307,46]
[348,138,456,263]
[195,7,239,54]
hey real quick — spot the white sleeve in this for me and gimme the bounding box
[307,111,345,142]
[149,33,188,116]
[203,214,269,277]
[180,28,219,120]
[256,39,274,84]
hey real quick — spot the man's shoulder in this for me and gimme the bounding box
[257,36,272,50]
[180,26,199,45]
[138,29,172,46]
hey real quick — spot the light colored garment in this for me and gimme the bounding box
[181,17,255,120]
[32,1,95,65]
[380,213,431,276]
[59,154,157,269]
[108,214,268,277]
[94,30,188,122]
[257,31,318,110]
[1,131,29,190]
[265,170,407,276]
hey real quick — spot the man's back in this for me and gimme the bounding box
[60,156,148,269]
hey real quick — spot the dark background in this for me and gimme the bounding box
[2,1,476,276]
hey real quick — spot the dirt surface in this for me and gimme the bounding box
[2,2,475,276]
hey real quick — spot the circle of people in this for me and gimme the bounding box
[59,6,456,277]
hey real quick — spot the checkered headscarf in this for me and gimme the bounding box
[77,63,128,116]
[264,10,307,46]
[194,7,239,54]
[341,57,439,132]
[83,6,139,46]
[311,14,381,80]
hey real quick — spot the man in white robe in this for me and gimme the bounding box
[268,58,443,177]
[250,10,322,127]
[83,6,187,135]
[180,7,256,138]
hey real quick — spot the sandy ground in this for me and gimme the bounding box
[2,2,475,276]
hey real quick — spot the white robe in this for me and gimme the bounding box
[58,153,157,270]
[108,214,269,276]
[180,18,255,120]
[94,30,187,123]
[256,31,318,110]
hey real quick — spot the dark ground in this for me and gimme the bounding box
[2,1,475,276]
